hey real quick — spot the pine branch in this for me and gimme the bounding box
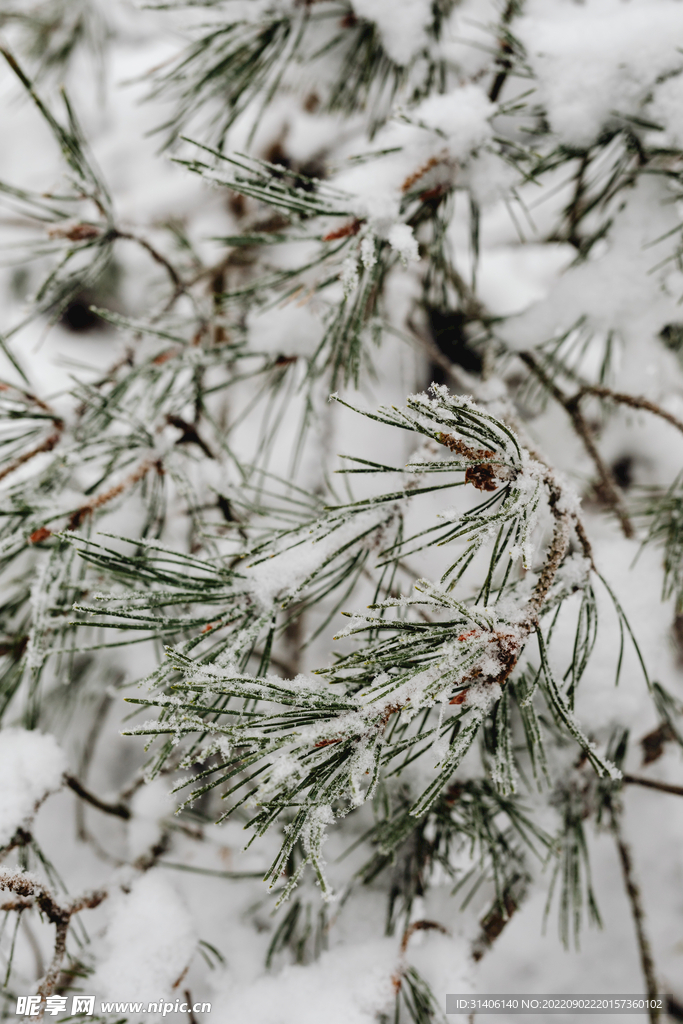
[68,386,623,912]
[3,0,683,1008]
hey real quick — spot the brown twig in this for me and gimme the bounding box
[623,774,683,798]
[608,803,660,1023]
[0,429,62,484]
[517,360,683,539]
[166,415,215,459]
[0,814,173,1014]
[472,883,524,962]
[112,230,185,297]
[37,919,70,1006]
[68,457,161,529]
[0,380,55,414]
[65,774,131,820]
[0,869,106,1011]
[578,384,683,438]
[392,920,449,992]
[185,990,199,1024]
[527,472,574,617]
[399,919,449,956]
[519,351,635,538]
[0,826,32,859]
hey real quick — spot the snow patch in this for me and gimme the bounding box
[517,0,683,147]
[0,729,66,846]
[350,0,433,65]
[213,939,398,1024]
[96,872,196,1005]
[388,224,420,264]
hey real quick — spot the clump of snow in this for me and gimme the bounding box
[251,752,306,806]
[554,471,582,515]
[388,224,420,264]
[96,872,196,1005]
[471,243,575,317]
[301,803,336,899]
[414,85,494,154]
[0,729,66,846]
[338,159,404,229]
[350,0,433,66]
[502,176,683,361]
[403,930,473,1007]
[463,679,502,714]
[348,742,378,806]
[517,0,683,148]
[213,939,398,1024]
[335,84,496,234]
[463,148,520,208]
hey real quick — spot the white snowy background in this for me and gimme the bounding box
[0,1,683,1023]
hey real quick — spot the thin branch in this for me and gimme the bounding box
[406,313,476,393]
[112,230,185,297]
[0,826,32,859]
[579,385,683,438]
[527,471,573,617]
[37,919,69,1007]
[623,774,683,798]
[0,429,62,484]
[0,869,81,1010]
[166,415,215,459]
[608,803,660,1023]
[399,919,449,956]
[65,774,131,820]
[0,381,56,415]
[67,457,162,529]
[392,920,449,992]
[519,351,635,538]
[471,885,524,963]
[184,990,199,1024]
